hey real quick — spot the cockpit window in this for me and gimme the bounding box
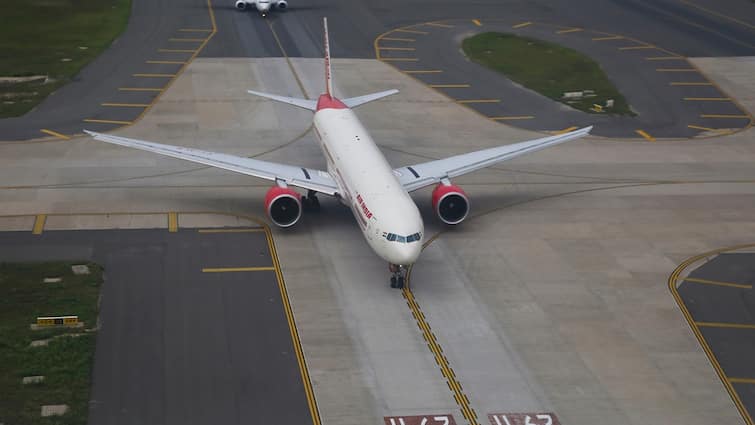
[384,232,421,243]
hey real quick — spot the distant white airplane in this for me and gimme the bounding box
[86,18,591,288]
[234,0,286,16]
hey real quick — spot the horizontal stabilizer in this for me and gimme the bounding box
[247,89,317,111]
[343,89,399,108]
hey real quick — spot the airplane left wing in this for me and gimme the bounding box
[395,126,592,192]
[84,131,339,195]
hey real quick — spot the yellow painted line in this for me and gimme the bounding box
[403,282,479,424]
[82,118,133,125]
[101,103,151,107]
[39,129,70,140]
[635,129,656,141]
[555,126,578,134]
[380,57,419,62]
[178,28,213,32]
[696,322,755,329]
[133,73,176,78]
[656,68,697,72]
[592,35,623,41]
[701,114,749,119]
[425,22,454,28]
[378,46,416,51]
[202,266,276,273]
[158,49,196,53]
[472,19,482,27]
[32,214,46,235]
[688,124,716,131]
[168,212,178,232]
[670,82,713,86]
[669,244,755,425]
[394,29,429,35]
[381,37,415,42]
[169,38,206,42]
[429,84,471,88]
[490,116,535,120]
[619,45,655,50]
[403,70,443,74]
[456,99,500,104]
[512,21,532,29]
[683,97,731,101]
[645,56,685,60]
[118,87,164,92]
[197,228,265,233]
[262,229,321,425]
[146,60,187,64]
[679,0,755,30]
[729,378,755,385]
[684,277,752,289]
[557,27,583,34]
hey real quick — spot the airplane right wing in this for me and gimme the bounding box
[84,131,339,195]
[394,126,592,192]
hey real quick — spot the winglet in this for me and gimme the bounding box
[323,17,333,97]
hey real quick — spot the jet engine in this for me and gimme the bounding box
[275,0,288,9]
[265,186,302,228]
[432,183,469,225]
[235,0,248,9]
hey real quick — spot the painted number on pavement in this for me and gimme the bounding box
[488,413,561,425]
[384,414,457,425]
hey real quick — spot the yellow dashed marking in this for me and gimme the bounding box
[696,322,755,329]
[635,129,656,141]
[429,84,470,88]
[656,68,697,72]
[82,118,133,125]
[381,37,415,42]
[202,266,276,273]
[158,49,197,53]
[646,56,685,60]
[555,126,578,134]
[146,60,187,64]
[557,27,583,34]
[178,28,212,32]
[169,38,206,42]
[472,19,482,27]
[378,46,416,51]
[490,116,535,120]
[168,212,178,232]
[670,82,713,86]
[683,97,732,101]
[101,103,151,108]
[40,129,70,140]
[684,277,752,289]
[592,35,623,41]
[729,378,755,385]
[619,45,655,50]
[456,99,500,104]
[687,125,731,134]
[512,21,532,29]
[32,214,46,235]
[198,228,265,233]
[425,22,454,28]
[394,29,429,35]
[701,114,749,119]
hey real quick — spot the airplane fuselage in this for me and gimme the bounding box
[312,95,424,266]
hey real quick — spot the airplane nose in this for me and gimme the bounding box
[393,243,421,266]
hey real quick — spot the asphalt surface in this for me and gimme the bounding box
[0,0,753,141]
[0,229,313,425]
[677,253,755,423]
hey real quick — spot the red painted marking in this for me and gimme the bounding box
[356,193,373,219]
[316,94,347,111]
[488,413,561,425]
[384,414,457,425]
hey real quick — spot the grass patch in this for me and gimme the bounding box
[0,0,132,118]
[462,32,634,115]
[0,262,102,424]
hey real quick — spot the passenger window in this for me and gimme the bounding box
[387,233,396,241]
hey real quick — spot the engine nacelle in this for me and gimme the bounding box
[265,186,302,228]
[235,0,248,9]
[432,183,469,225]
[275,0,287,9]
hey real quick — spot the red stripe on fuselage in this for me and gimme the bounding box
[316,94,347,111]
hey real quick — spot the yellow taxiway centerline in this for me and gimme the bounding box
[513,21,532,29]
[635,129,656,141]
[684,276,752,289]
[696,322,755,329]
[202,266,276,273]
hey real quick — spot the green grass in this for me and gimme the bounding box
[462,32,634,115]
[0,0,131,118]
[0,262,102,425]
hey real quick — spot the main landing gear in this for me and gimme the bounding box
[389,264,407,289]
[302,190,320,211]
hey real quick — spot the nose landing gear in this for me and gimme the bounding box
[389,263,407,289]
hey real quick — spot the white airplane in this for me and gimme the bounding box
[234,0,286,16]
[86,18,592,288]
